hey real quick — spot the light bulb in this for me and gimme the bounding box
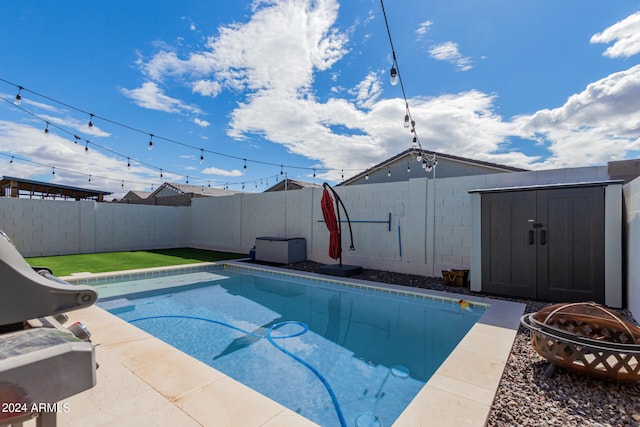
[14,87,22,105]
[390,67,398,86]
[148,135,154,151]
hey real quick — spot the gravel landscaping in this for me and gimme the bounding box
[268,260,640,427]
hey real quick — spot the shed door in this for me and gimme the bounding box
[481,191,537,299]
[481,187,605,303]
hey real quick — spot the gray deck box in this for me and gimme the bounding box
[255,237,306,264]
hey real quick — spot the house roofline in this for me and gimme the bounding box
[339,149,528,185]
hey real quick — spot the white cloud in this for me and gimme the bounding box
[428,41,473,71]
[120,81,203,114]
[126,0,640,180]
[591,11,640,58]
[350,71,382,109]
[513,64,640,168]
[202,166,243,177]
[40,114,111,138]
[0,120,176,196]
[137,0,347,95]
[192,79,222,97]
[193,117,210,127]
[416,20,433,36]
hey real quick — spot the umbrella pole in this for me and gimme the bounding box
[319,183,362,277]
[322,183,357,267]
[335,190,343,267]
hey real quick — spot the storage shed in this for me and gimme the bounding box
[469,181,623,307]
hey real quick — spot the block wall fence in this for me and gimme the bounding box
[0,165,638,318]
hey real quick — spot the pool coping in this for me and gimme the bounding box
[58,261,525,427]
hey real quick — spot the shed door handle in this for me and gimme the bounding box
[528,230,534,245]
[540,230,546,245]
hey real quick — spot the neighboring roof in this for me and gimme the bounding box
[148,182,245,198]
[263,178,322,192]
[121,190,151,200]
[115,182,245,206]
[0,176,112,201]
[340,149,528,185]
[608,159,640,183]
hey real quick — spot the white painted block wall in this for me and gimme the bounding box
[0,198,189,256]
[0,164,636,320]
[624,178,640,320]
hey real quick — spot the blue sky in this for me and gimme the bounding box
[1,0,640,197]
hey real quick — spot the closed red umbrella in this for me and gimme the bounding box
[321,188,341,260]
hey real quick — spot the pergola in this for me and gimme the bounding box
[0,176,112,202]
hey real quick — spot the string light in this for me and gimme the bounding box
[404,102,410,128]
[243,159,247,171]
[200,149,204,164]
[9,156,14,166]
[387,167,391,177]
[407,162,411,173]
[52,167,55,176]
[390,64,398,86]
[88,175,92,183]
[14,86,22,105]
[85,142,89,153]
[0,79,384,189]
[380,0,436,175]
[44,122,50,136]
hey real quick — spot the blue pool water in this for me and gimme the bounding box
[97,266,485,427]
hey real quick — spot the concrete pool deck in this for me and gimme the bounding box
[27,262,525,427]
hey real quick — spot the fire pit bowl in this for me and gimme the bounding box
[520,302,640,381]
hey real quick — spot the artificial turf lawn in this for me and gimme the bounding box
[26,248,246,277]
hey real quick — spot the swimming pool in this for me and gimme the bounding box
[95,264,486,427]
